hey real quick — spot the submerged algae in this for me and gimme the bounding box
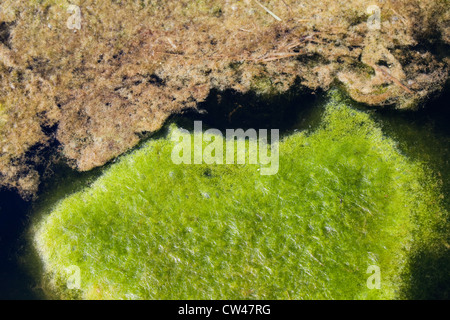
[32,93,444,300]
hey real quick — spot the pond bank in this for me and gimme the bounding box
[28,90,448,299]
[0,87,448,299]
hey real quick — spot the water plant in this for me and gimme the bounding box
[32,92,444,299]
[1,0,448,197]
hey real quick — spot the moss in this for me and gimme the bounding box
[32,91,444,299]
[251,75,276,96]
[0,102,6,125]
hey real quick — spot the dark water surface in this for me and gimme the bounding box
[0,88,448,299]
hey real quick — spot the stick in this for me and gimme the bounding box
[253,0,282,21]
[374,65,414,94]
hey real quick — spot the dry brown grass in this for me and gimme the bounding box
[0,0,448,197]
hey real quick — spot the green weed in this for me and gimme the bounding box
[32,92,443,299]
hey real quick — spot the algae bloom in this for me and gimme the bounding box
[32,94,443,299]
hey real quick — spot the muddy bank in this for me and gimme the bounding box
[0,0,448,197]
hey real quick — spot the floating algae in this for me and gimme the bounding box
[31,92,444,299]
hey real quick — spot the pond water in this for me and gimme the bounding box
[0,87,448,299]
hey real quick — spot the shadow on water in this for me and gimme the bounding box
[0,162,106,299]
[169,84,324,137]
[0,83,448,299]
[342,84,450,299]
[0,190,38,299]
[372,89,450,300]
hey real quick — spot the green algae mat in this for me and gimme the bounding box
[31,93,445,299]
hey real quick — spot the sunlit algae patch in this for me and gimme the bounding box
[32,93,443,299]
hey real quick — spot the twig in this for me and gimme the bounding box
[253,51,304,62]
[166,37,177,50]
[373,65,414,94]
[253,0,282,21]
[389,8,408,25]
[228,104,243,122]
[286,35,315,50]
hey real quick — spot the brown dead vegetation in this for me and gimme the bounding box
[0,0,448,197]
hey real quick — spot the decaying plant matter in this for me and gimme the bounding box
[0,0,448,197]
